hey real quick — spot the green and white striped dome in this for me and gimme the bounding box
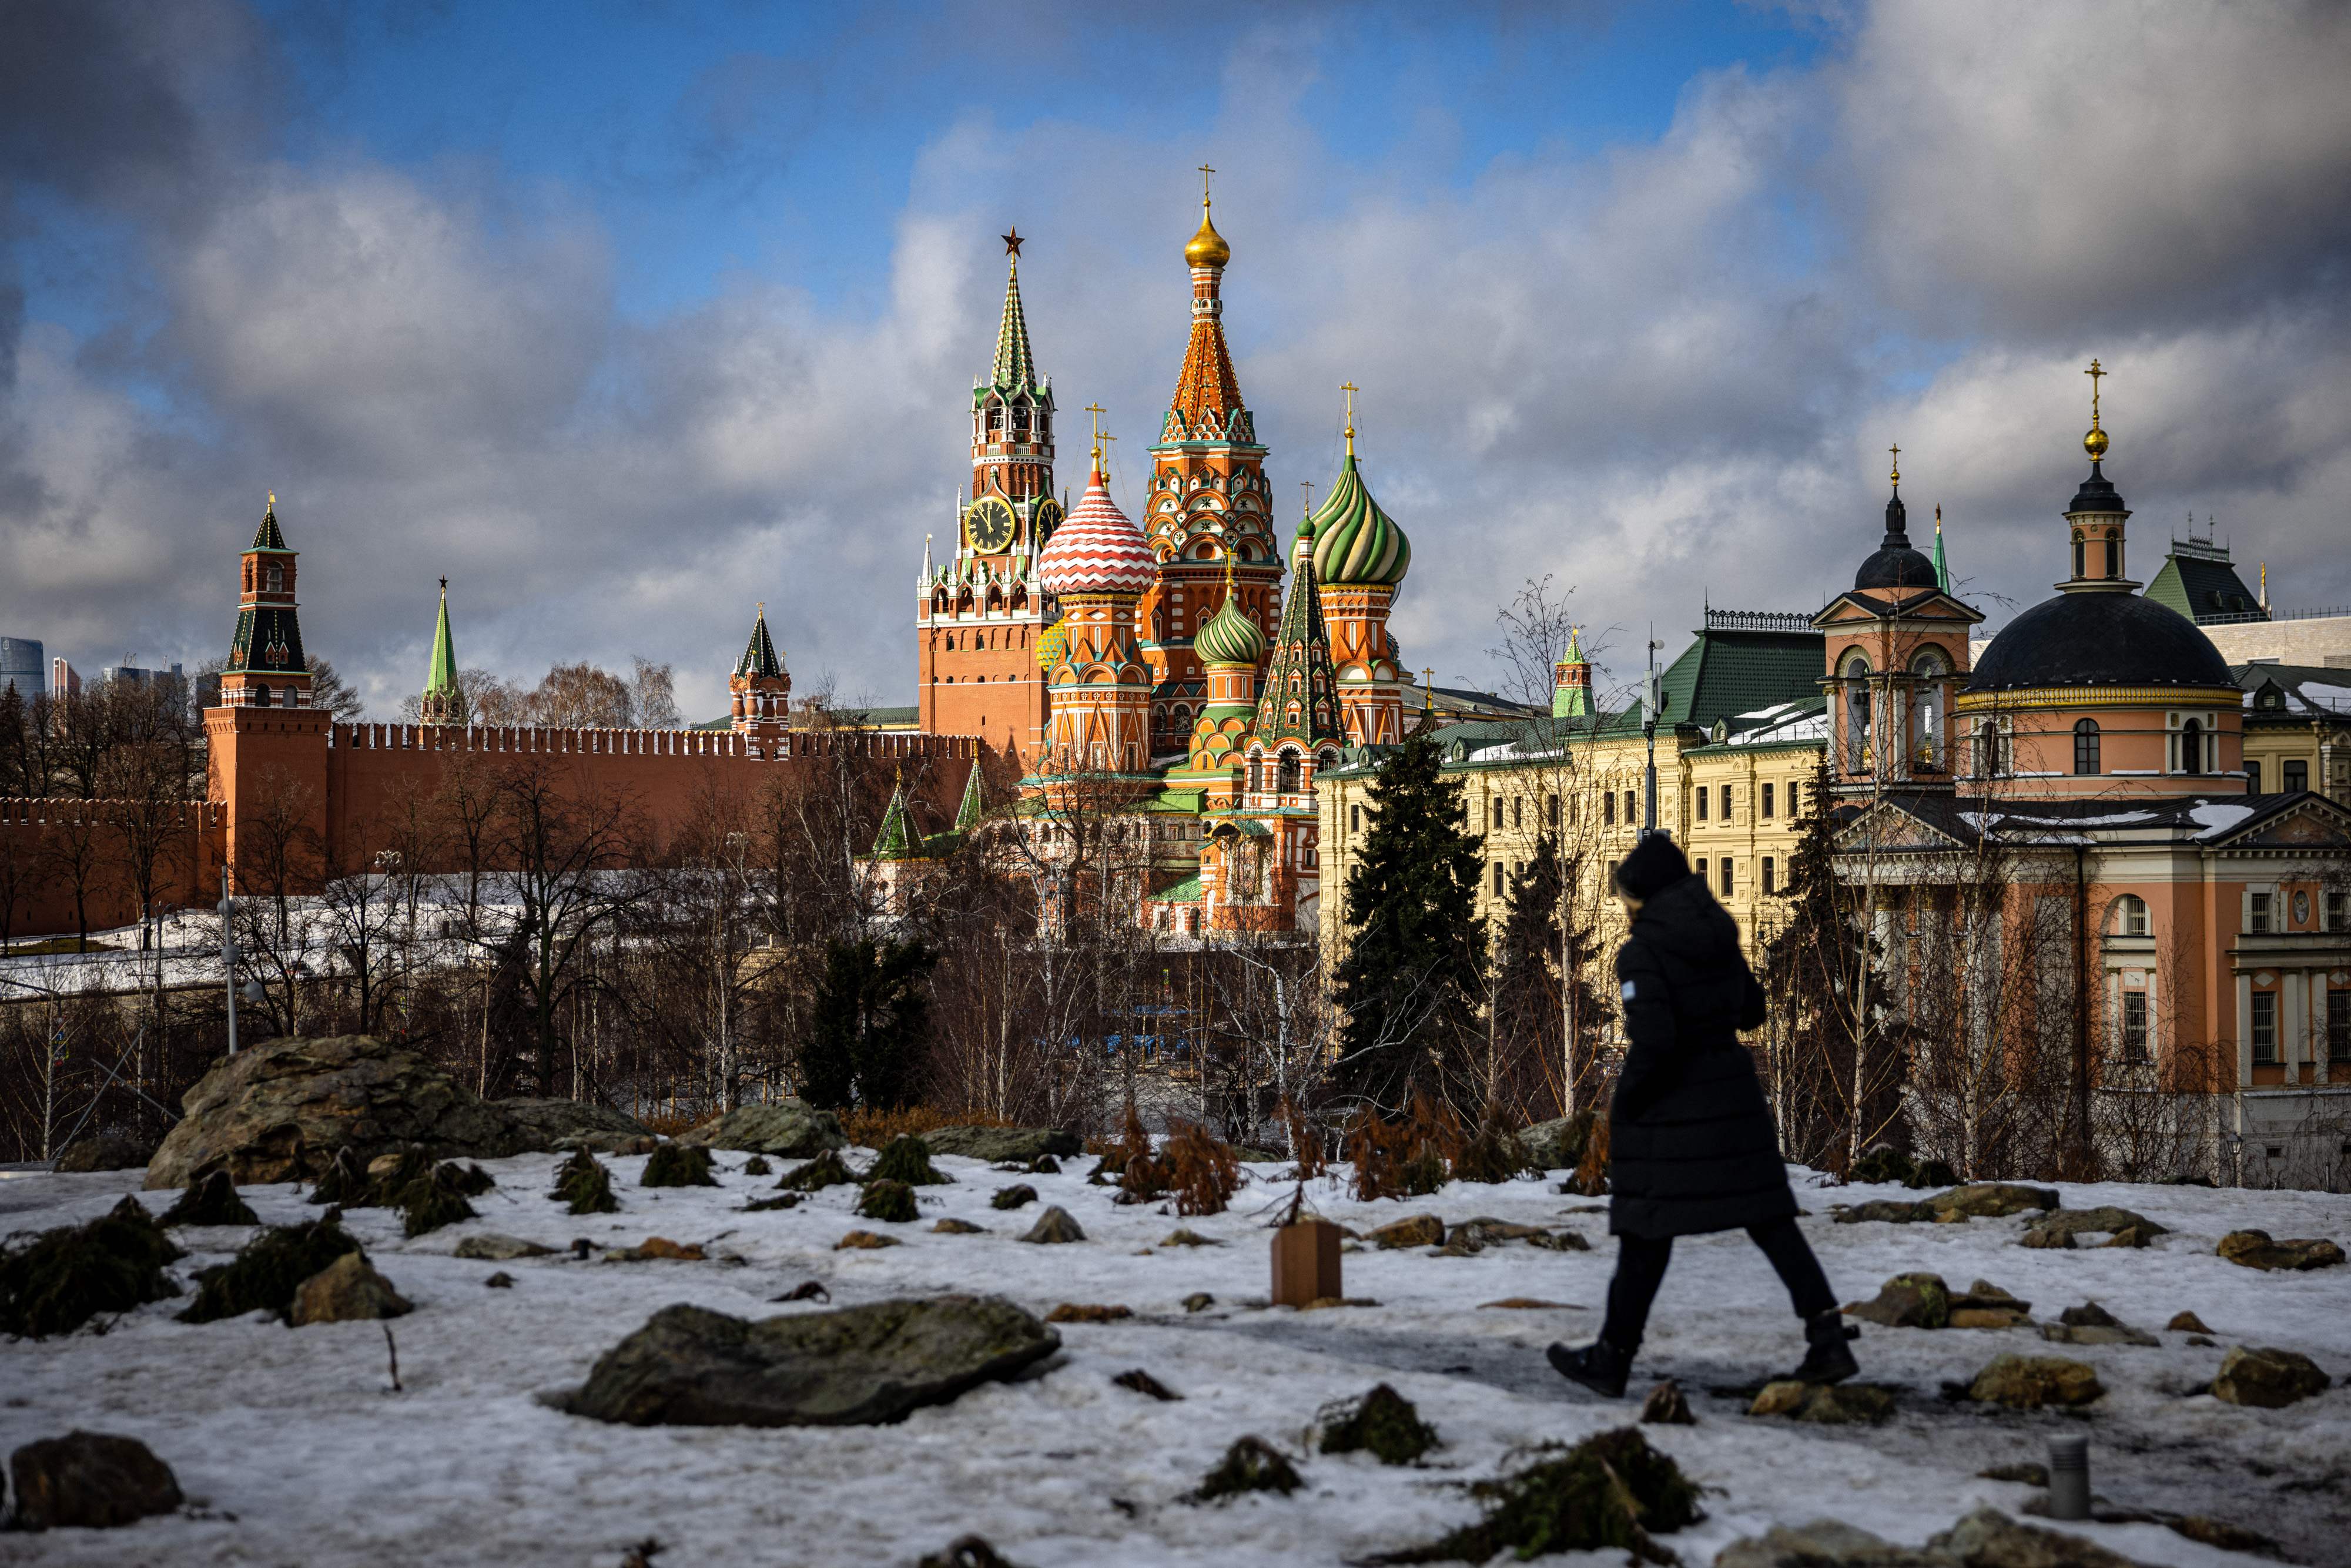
[1194,577,1267,666]
[1307,451,1410,587]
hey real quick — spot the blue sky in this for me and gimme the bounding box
[4,1,2347,719]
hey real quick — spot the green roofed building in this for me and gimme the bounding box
[2145,531,2269,626]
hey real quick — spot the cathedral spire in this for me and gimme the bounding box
[1166,173,1250,444]
[1250,531,1344,750]
[991,230,1039,394]
[735,602,784,679]
[420,577,463,723]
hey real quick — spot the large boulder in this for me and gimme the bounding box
[2212,1345,2332,1409]
[2029,1206,2168,1244]
[921,1125,1081,1164]
[566,1296,1059,1427]
[1965,1353,2103,1409]
[1844,1272,1951,1329]
[2216,1230,2345,1271]
[495,1098,652,1154]
[1717,1507,2154,1568]
[6,1430,183,1531]
[1519,1111,1596,1172]
[55,1131,157,1173]
[145,1034,523,1190]
[289,1252,413,1326]
[671,1100,845,1158]
[1921,1183,2060,1219]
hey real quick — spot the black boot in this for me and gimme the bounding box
[1547,1338,1632,1399]
[1787,1310,1858,1385]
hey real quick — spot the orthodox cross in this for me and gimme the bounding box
[1300,480,1313,517]
[1002,226,1023,258]
[1198,164,1215,202]
[1341,381,1358,448]
[1084,403,1110,459]
[2085,357,2105,424]
[1887,443,1900,485]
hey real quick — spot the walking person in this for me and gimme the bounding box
[1548,834,1856,1397]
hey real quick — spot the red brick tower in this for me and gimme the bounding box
[729,603,792,756]
[919,229,1057,762]
[1139,171,1281,763]
[207,494,328,881]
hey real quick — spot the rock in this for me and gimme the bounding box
[2212,1345,2332,1409]
[671,1100,845,1158]
[2038,1302,2156,1347]
[915,1537,1031,1568]
[1640,1379,1696,1424]
[1715,1507,2156,1568]
[1317,1383,1438,1462]
[744,1194,801,1213]
[2166,1517,2280,1556]
[289,1252,414,1325]
[567,1296,1059,1426]
[1160,1228,1222,1247]
[1921,1182,2060,1219]
[2101,1224,2160,1249]
[1371,1214,1445,1249]
[1831,1198,1931,1224]
[54,1131,156,1173]
[608,1237,705,1262]
[1933,1506,2152,1568]
[1747,1381,1897,1424]
[484,1271,514,1288]
[1950,1307,2034,1330]
[856,1179,919,1223]
[2216,1229,2345,1271]
[1978,1462,2048,1486]
[1298,1295,1381,1310]
[6,1430,183,1531]
[1519,1111,1595,1171]
[1113,1368,1181,1401]
[454,1233,558,1261]
[2019,1224,2076,1249]
[2188,1334,2216,1346]
[1190,1435,1302,1501]
[990,1184,1039,1211]
[1527,1229,1591,1251]
[1966,1354,2103,1409]
[1844,1272,1951,1329]
[2030,1207,2168,1243]
[1044,1303,1132,1323]
[932,1217,984,1235]
[1449,1217,1550,1249]
[494,1097,651,1153]
[1715,1519,1923,1568]
[1019,1206,1084,1244]
[2165,1310,2211,1334]
[178,1219,362,1324]
[159,1169,260,1228]
[921,1125,1081,1164]
[1183,1292,1215,1313]
[146,1034,526,1189]
[1478,1297,1578,1309]
[835,1230,899,1251]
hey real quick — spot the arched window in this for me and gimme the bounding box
[2111,894,2149,937]
[2074,718,2101,775]
[2179,717,2203,776]
[2072,534,2085,578]
[2103,535,2119,578]
[1841,653,1872,771]
[1247,755,1262,795]
[1973,716,2010,778]
[1910,649,1948,769]
[249,682,270,707]
[265,562,284,593]
[1277,750,1301,793]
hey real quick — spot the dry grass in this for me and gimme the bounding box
[1163,1121,1240,1217]
[1281,1099,1327,1181]
[1569,1113,1611,1197]
[1346,1111,1412,1202]
[638,1111,708,1138]
[840,1104,1011,1148]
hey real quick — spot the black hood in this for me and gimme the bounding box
[1629,874,1742,966]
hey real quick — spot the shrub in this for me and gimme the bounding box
[1346,1111,1412,1202]
[1376,1428,1701,1565]
[1850,1146,1915,1187]
[1191,1436,1302,1502]
[396,1165,479,1238]
[307,1147,369,1207]
[775,1149,860,1191]
[642,1144,719,1188]
[553,1149,620,1215]
[160,1170,259,1228]
[742,1155,773,1177]
[868,1135,953,1188]
[1568,1114,1610,1198]
[1113,1106,1169,1206]
[1163,1121,1240,1218]
[1281,1098,1328,1181]
[1452,1122,1531,1185]
[442,1162,497,1197]
[1401,1092,1464,1195]
[856,1179,919,1224]
[0,1198,183,1339]
[178,1221,361,1325]
[840,1104,1012,1148]
[1319,1384,1438,1465]
[990,1184,1038,1211]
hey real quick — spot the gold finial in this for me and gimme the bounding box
[1084,403,1107,464]
[1300,480,1312,516]
[1222,543,1238,599]
[756,600,766,619]
[1185,165,1230,268]
[1421,665,1435,711]
[1934,504,1942,535]
[2083,358,2109,462]
[1341,381,1358,457]
[267,491,276,510]
[1887,443,1900,487]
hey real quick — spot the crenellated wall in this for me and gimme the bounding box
[0,798,226,938]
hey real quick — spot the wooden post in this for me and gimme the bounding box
[1271,1219,1342,1307]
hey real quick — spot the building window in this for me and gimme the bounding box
[1787,780,1801,817]
[1513,797,1524,829]
[1603,791,1616,827]
[2178,717,2204,776]
[2248,760,2263,793]
[2330,990,2350,1063]
[2114,894,2148,937]
[1697,788,1709,822]
[2250,990,2278,1065]
[2249,892,2271,934]
[2104,537,2119,578]
[1694,857,1707,881]
[1493,862,1505,896]
[1278,752,1300,793]
[1761,782,1775,819]
[1720,859,1734,896]
[1546,795,1559,828]
[1722,785,1734,821]
[1623,789,1637,825]
[1843,656,1871,770]
[2072,534,2085,578]
[2283,759,2308,793]
[2119,991,2149,1063]
[1761,856,1775,895]
[1974,717,2011,778]
[2074,718,2101,775]
[2327,892,2347,932]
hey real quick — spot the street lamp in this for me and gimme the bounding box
[219,867,241,1057]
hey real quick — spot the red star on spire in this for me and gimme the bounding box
[1002,227,1023,257]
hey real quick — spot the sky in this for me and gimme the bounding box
[4,0,2349,722]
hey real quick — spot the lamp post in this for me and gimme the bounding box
[1641,624,1662,839]
[219,866,240,1057]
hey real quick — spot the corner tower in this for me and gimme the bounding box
[207,493,329,882]
[1139,172,1280,761]
[919,229,1057,762]
[731,603,792,755]
[220,494,314,710]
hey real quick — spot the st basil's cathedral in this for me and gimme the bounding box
[906,183,1414,934]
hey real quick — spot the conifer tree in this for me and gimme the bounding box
[1331,731,1486,1111]
[1761,751,1883,1168]
[802,937,937,1109]
[1491,832,1609,1119]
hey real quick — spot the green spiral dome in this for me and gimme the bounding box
[1307,453,1409,587]
[1194,582,1267,666]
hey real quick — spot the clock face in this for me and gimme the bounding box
[1032,498,1064,549]
[966,497,1016,554]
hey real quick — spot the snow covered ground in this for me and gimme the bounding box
[3,1153,2347,1567]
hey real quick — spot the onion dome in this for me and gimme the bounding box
[1034,616,1069,672]
[1194,556,1267,666]
[1967,591,2233,693]
[1308,440,1410,587]
[1036,451,1154,597]
[1185,197,1230,269]
[1854,487,1938,591]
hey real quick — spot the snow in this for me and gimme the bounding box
[2190,803,2258,835]
[5,1156,2347,1567]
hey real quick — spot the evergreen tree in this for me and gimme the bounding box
[0,682,24,796]
[802,937,938,1109]
[1490,832,1610,1119]
[1331,731,1486,1111]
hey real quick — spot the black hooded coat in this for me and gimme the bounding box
[1607,872,1796,1238]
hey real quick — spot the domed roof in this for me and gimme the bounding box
[1967,592,2235,693]
[1184,200,1230,269]
[2066,460,2127,517]
[1855,488,1937,591]
[1308,452,1410,587]
[1034,617,1069,672]
[1036,460,1154,597]
[1194,563,1267,666]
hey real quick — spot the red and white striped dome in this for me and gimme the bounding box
[1037,464,1156,597]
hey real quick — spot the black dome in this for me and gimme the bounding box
[1967,592,2234,692]
[2068,461,2127,516]
[1853,487,1937,589]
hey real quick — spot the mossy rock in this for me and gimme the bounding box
[1747,1381,1898,1425]
[552,1149,620,1215]
[868,1135,953,1187]
[775,1149,860,1192]
[160,1170,260,1228]
[1844,1272,1951,1329]
[179,1220,362,1324]
[742,1155,773,1177]
[1965,1353,2103,1409]
[1319,1383,1438,1464]
[1451,1126,1531,1185]
[856,1179,920,1224]
[1381,1427,1701,1564]
[642,1144,719,1188]
[0,1197,185,1339]
[991,1184,1039,1211]
[1191,1436,1302,1501]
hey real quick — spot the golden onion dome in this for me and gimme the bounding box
[1184,200,1230,269]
